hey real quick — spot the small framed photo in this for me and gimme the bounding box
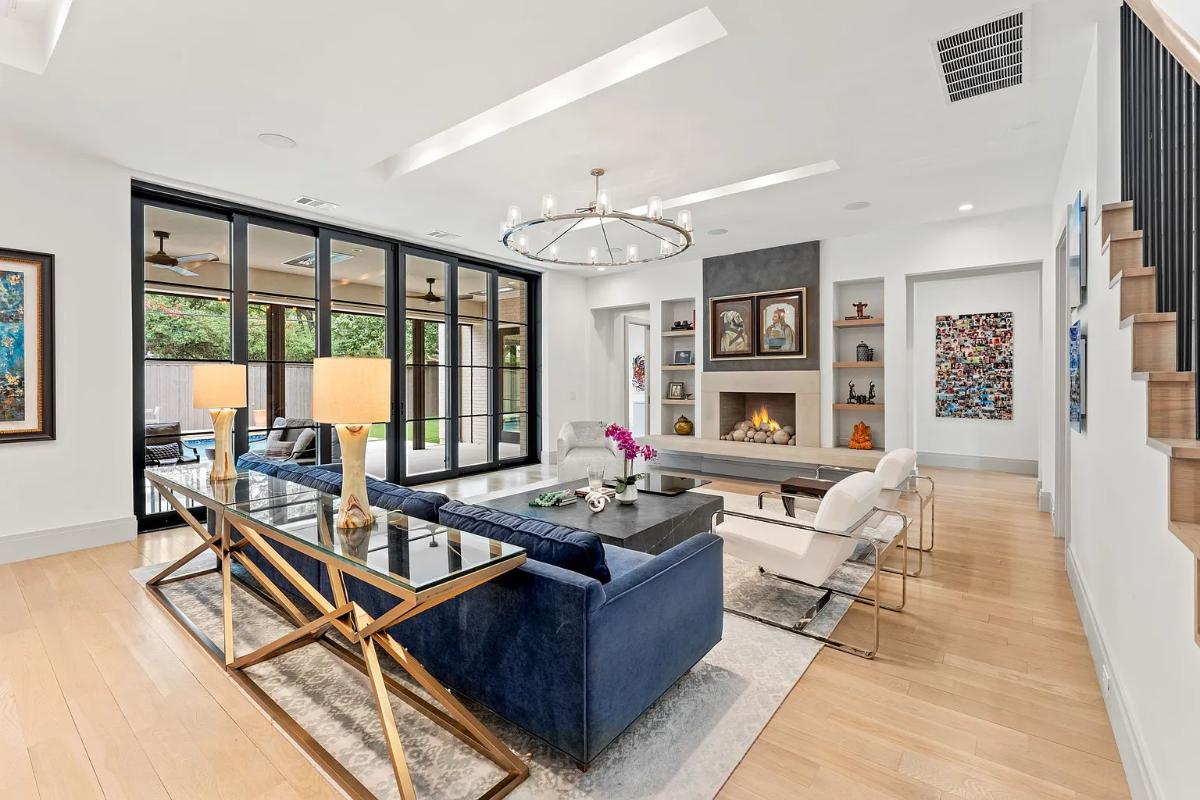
[755,289,806,357]
[666,381,685,400]
[673,349,693,365]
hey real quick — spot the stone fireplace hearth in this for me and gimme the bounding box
[719,392,798,445]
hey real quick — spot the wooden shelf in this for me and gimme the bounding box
[662,364,695,371]
[833,317,884,328]
[833,403,885,412]
[662,399,695,405]
[832,361,884,369]
[662,329,696,337]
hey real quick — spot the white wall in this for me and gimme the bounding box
[1050,13,1200,798]
[0,129,135,562]
[911,267,1042,466]
[538,270,591,463]
[820,208,1048,468]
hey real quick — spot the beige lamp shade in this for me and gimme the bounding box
[312,357,391,424]
[192,363,247,409]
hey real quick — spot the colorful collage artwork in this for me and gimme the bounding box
[0,269,25,423]
[934,311,1014,420]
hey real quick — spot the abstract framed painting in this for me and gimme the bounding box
[1069,321,1086,433]
[0,248,55,442]
[934,311,1013,421]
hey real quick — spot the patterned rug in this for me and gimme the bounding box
[132,489,894,799]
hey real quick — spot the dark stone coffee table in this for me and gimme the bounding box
[479,480,723,555]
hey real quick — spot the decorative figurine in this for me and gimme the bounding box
[866,382,877,404]
[846,381,857,404]
[674,414,694,436]
[845,302,873,321]
[848,421,873,450]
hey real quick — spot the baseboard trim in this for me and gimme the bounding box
[1065,547,1159,799]
[0,516,137,565]
[916,451,1039,475]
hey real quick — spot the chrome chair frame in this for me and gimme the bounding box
[814,465,937,571]
[713,503,909,659]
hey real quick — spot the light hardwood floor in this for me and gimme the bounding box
[0,465,1127,799]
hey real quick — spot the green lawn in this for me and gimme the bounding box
[372,420,441,444]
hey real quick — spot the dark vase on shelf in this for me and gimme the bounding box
[856,341,871,362]
[674,415,694,436]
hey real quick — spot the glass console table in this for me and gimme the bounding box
[143,465,529,800]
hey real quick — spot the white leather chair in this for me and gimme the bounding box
[555,421,624,482]
[816,447,936,570]
[714,471,909,658]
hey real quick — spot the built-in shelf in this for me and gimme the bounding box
[832,317,885,328]
[832,403,885,412]
[662,329,696,337]
[662,399,694,405]
[662,364,695,371]
[832,361,884,369]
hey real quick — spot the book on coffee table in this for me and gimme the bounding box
[574,486,616,499]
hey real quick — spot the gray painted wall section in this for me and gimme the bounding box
[702,241,820,372]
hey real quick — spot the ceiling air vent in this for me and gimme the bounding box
[293,195,340,211]
[425,230,461,240]
[935,11,1024,103]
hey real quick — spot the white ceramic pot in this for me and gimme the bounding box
[617,484,638,505]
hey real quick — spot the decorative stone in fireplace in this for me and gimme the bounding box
[719,392,798,445]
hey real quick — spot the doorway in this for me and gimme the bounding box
[625,318,650,436]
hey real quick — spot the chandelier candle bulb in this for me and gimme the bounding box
[516,234,529,253]
[506,205,521,228]
[660,238,673,256]
[626,244,639,263]
[541,194,557,217]
[588,247,599,265]
[676,209,693,232]
[647,195,663,219]
[549,244,559,261]
[597,191,611,215]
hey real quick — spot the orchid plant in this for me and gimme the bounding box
[604,423,657,491]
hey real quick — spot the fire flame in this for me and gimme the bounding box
[750,404,780,432]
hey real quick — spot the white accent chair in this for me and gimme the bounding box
[714,471,909,658]
[816,447,936,571]
[555,421,624,482]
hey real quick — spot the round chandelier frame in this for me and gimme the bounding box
[500,168,694,267]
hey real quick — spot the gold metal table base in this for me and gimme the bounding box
[143,478,529,800]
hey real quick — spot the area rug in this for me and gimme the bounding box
[132,488,894,799]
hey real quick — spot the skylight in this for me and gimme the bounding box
[379,8,728,178]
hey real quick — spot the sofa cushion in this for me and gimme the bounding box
[438,500,611,584]
[365,478,449,523]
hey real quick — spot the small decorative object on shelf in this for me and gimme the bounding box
[671,320,694,331]
[856,340,872,362]
[674,414,694,436]
[845,301,873,321]
[673,349,693,365]
[605,423,657,504]
[585,490,610,513]
[848,421,873,450]
[528,490,577,508]
[844,380,877,405]
[666,381,685,400]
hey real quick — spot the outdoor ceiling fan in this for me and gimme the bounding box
[145,230,219,277]
[405,277,476,303]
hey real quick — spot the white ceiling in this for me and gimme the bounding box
[1,0,1104,274]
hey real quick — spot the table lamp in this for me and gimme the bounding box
[312,357,391,528]
[192,363,247,481]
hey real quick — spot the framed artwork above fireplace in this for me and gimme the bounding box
[708,287,807,361]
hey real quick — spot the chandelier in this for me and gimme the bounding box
[500,168,694,267]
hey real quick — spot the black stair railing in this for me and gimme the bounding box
[1121,2,1199,436]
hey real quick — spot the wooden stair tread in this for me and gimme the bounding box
[1149,438,1200,459]
[1133,371,1196,382]
[1108,230,1143,242]
[1169,520,1200,557]
[1108,266,1156,288]
[1102,200,1134,211]
[1120,311,1176,329]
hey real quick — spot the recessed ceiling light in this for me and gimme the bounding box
[844,201,871,211]
[597,266,607,272]
[379,8,727,177]
[959,202,975,212]
[258,132,297,149]
[707,228,728,236]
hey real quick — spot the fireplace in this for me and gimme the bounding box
[719,392,798,445]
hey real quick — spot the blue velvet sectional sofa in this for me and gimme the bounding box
[233,453,724,766]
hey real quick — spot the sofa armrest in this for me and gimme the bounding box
[584,533,724,761]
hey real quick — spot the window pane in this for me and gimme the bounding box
[457,266,491,319]
[501,368,527,412]
[144,206,231,292]
[498,324,527,367]
[458,415,492,467]
[404,365,447,421]
[406,418,447,475]
[406,316,447,365]
[248,225,317,298]
[457,318,491,367]
[247,364,314,433]
[459,367,491,417]
[332,310,387,357]
[247,302,317,362]
[498,275,527,324]
[145,293,231,360]
[331,240,386,306]
[500,413,528,459]
[405,254,448,314]
[144,362,216,434]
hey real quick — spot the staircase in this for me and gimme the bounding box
[1102,200,1200,644]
